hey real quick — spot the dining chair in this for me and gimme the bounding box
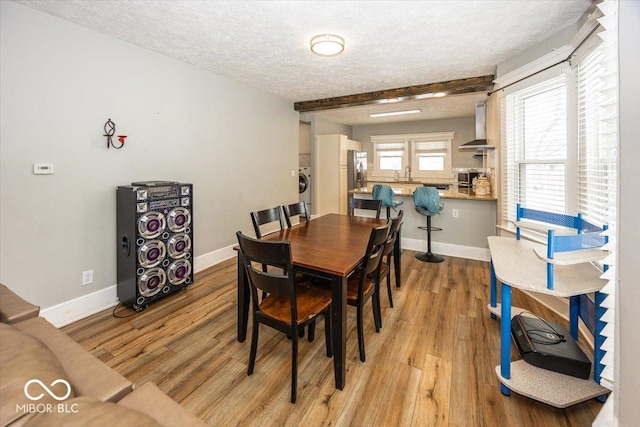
[282,201,310,228]
[349,198,382,219]
[250,206,285,239]
[346,221,390,362]
[236,231,332,403]
[375,210,404,309]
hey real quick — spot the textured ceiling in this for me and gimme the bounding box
[16,0,591,124]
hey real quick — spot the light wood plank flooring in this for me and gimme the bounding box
[62,250,602,426]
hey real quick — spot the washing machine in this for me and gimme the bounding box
[299,167,311,207]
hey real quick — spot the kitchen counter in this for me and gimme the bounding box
[351,183,497,201]
[349,182,497,256]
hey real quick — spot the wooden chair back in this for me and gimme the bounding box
[236,231,297,319]
[382,210,404,258]
[350,198,382,219]
[356,222,390,296]
[282,201,310,227]
[250,206,285,238]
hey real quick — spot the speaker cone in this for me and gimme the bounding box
[138,211,166,238]
[167,207,191,232]
[138,240,167,268]
[167,259,192,285]
[167,233,191,259]
[138,268,166,297]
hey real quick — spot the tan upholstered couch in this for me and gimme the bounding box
[0,284,206,426]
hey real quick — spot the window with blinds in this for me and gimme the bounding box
[372,141,407,178]
[501,76,567,221]
[577,42,617,227]
[576,0,618,392]
[410,132,454,179]
[370,132,454,179]
[377,142,405,171]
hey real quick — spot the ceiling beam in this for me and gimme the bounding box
[294,75,495,113]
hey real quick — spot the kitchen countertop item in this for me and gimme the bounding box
[351,183,496,201]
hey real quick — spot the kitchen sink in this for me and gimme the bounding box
[423,183,450,190]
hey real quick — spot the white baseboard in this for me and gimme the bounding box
[41,285,119,328]
[592,392,617,427]
[41,244,237,328]
[401,237,491,262]
[192,244,237,272]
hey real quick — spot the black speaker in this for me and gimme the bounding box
[117,181,193,311]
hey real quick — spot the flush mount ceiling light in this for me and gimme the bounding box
[369,109,421,118]
[433,92,447,97]
[310,34,345,56]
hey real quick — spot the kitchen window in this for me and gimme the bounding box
[371,132,454,179]
[374,141,407,175]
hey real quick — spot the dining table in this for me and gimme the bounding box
[236,213,387,390]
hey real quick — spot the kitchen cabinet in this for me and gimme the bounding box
[315,134,361,215]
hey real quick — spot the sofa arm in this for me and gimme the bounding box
[15,317,133,402]
[0,284,40,324]
[118,382,207,426]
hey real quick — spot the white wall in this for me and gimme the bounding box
[617,1,640,423]
[495,17,584,79]
[314,116,352,137]
[0,2,299,309]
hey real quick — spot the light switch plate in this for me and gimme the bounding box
[33,164,54,174]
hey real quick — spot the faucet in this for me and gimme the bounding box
[405,165,412,181]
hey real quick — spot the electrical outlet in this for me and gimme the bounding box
[452,209,459,218]
[82,270,94,286]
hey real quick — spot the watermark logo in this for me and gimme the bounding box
[16,379,77,415]
[24,379,72,401]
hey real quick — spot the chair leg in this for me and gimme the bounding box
[291,331,298,403]
[248,318,259,375]
[386,272,394,308]
[357,305,366,363]
[324,311,332,358]
[308,319,316,342]
[373,288,382,331]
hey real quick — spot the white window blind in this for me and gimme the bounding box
[576,32,618,227]
[374,141,406,176]
[371,132,453,179]
[576,0,618,391]
[410,133,454,179]
[501,76,567,222]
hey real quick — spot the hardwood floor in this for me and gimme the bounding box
[62,251,602,426]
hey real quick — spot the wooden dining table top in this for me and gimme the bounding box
[261,214,388,277]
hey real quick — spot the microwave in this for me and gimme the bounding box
[458,171,481,187]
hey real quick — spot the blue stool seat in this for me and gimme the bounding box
[413,186,444,263]
[372,184,404,218]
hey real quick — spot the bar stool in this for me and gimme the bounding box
[413,186,444,263]
[372,184,404,219]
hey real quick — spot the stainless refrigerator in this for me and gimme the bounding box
[346,150,367,211]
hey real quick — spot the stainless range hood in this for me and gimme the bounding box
[459,102,491,150]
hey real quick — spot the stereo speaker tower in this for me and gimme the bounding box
[117,181,193,311]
